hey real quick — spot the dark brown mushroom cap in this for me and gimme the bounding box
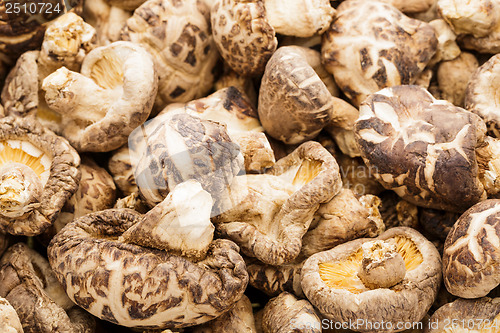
[0,116,80,236]
[246,257,303,297]
[258,46,334,145]
[465,53,500,138]
[0,243,96,333]
[322,1,437,106]
[262,292,321,333]
[419,208,459,241]
[424,297,500,333]
[214,141,342,265]
[301,227,441,332]
[211,0,277,77]
[443,199,500,298]
[354,85,487,213]
[47,209,248,329]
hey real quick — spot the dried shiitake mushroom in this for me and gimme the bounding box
[302,227,441,332]
[262,292,321,333]
[0,243,96,333]
[211,0,277,77]
[43,41,157,152]
[424,297,500,333]
[443,199,500,298]
[354,85,500,212]
[428,19,461,66]
[120,0,219,110]
[83,0,132,45]
[419,208,459,241]
[108,145,137,196]
[378,191,420,230]
[0,116,80,236]
[214,66,258,107]
[104,0,147,11]
[0,296,23,333]
[375,0,435,14]
[214,141,342,265]
[438,52,479,107]
[192,295,256,333]
[48,207,248,329]
[322,0,437,106]
[465,53,500,138]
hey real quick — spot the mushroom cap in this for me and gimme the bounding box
[105,0,147,11]
[465,53,500,138]
[301,227,441,332]
[47,209,248,329]
[322,0,437,106]
[0,116,80,236]
[354,85,487,213]
[459,22,500,54]
[108,144,138,196]
[43,40,158,152]
[0,243,96,333]
[419,208,460,241]
[214,141,342,265]
[120,0,220,110]
[443,199,500,298]
[82,0,132,46]
[376,0,435,13]
[425,297,500,333]
[258,46,334,145]
[0,296,23,333]
[211,0,277,77]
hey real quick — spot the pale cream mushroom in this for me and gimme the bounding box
[438,52,479,107]
[428,19,461,66]
[82,0,132,45]
[43,41,158,152]
[0,296,23,333]
[108,145,137,196]
[373,0,435,14]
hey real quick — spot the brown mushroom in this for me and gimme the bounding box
[42,41,158,152]
[443,199,500,298]
[424,297,500,332]
[120,0,220,111]
[82,0,132,45]
[0,243,96,333]
[354,85,499,212]
[262,292,321,333]
[104,0,147,11]
[108,145,137,196]
[0,296,23,333]
[214,65,258,107]
[322,0,437,107]
[214,141,342,265]
[192,295,256,333]
[211,0,277,77]
[47,208,248,329]
[419,207,460,241]
[378,191,420,230]
[438,52,479,107]
[301,227,441,332]
[0,116,80,236]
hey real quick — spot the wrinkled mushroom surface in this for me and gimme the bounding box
[0,116,80,236]
[443,199,500,298]
[0,296,23,333]
[108,145,137,196]
[48,209,248,329]
[302,227,441,332]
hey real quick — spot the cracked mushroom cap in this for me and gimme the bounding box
[424,297,500,333]
[42,41,158,152]
[0,243,96,333]
[0,296,23,333]
[301,227,441,332]
[214,141,342,265]
[258,46,335,145]
[262,292,321,333]
[465,53,500,138]
[354,85,487,213]
[47,208,248,329]
[211,0,277,77]
[321,0,437,107]
[443,199,500,298]
[0,116,80,236]
[120,0,219,111]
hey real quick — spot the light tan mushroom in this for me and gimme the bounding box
[47,208,248,329]
[114,191,149,214]
[459,22,500,53]
[108,145,137,196]
[104,0,147,11]
[0,243,96,333]
[214,141,342,265]
[82,0,132,45]
[437,0,499,38]
[443,199,500,298]
[301,227,441,332]
[120,0,220,111]
[0,296,23,333]
[214,65,258,107]
[42,41,158,152]
[262,292,321,333]
[322,0,437,106]
[428,19,461,66]
[438,52,479,107]
[263,0,335,38]
[0,116,80,236]
[192,295,256,333]
[372,0,435,14]
[354,85,500,212]
[409,0,440,22]
[425,297,500,332]
[211,0,277,77]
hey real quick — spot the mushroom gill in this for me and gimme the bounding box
[280,158,323,189]
[89,51,124,90]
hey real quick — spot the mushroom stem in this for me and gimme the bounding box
[357,240,406,289]
[0,163,42,218]
[476,136,500,198]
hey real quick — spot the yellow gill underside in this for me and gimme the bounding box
[0,141,51,186]
[318,236,424,294]
[90,52,124,90]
